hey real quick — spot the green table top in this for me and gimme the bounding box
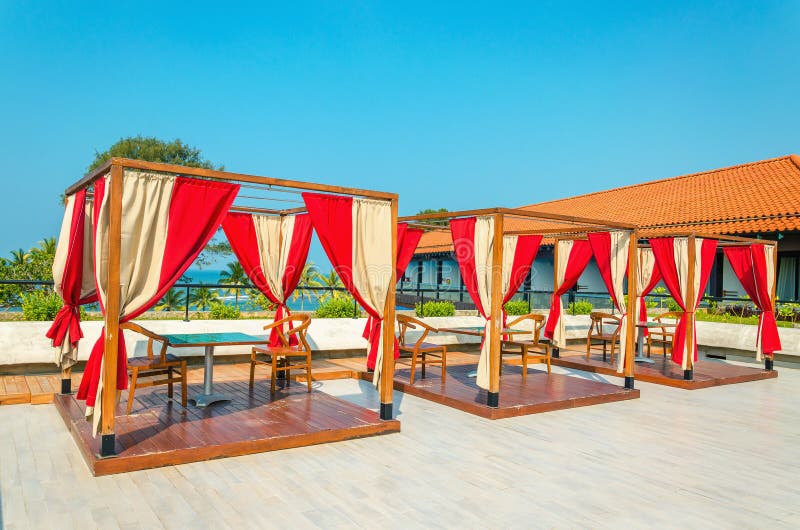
[161,332,269,347]
[637,322,676,328]
[439,326,528,335]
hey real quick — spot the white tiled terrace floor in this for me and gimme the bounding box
[1,359,799,529]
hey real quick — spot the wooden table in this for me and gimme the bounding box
[161,332,268,407]
[635,322,676,364]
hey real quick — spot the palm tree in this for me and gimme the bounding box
[155,289,186,311]
[314,270,345,302]
[189,283,220,311]
[219,261,247,307]
[9,248,30,267]
[33,238,56,255]
[292,262,322,310]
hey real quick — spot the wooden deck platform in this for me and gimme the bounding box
[552,349,778,389]
[381,364,640,419]
[53,379,400,476]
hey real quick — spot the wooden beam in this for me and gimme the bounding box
[101,163,123,453]
[380,197,398,419]
[64,159,113,196]
[399,208,501,223]
[497,208,637,230]
[624,230,638,387]
[67,158,397,200]
[685,235,697,379]
[228,205,307,216]
[488,212,504,406]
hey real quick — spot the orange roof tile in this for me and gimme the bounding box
[416,155,800,254]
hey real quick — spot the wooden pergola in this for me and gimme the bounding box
[65,158,399,457]
[400,207,639,406]
[636,231,780,378]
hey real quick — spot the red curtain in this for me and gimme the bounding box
[363,223,423,369]
[650,237,718,366]
[723,245,781,356]
[77,176,239,409]
[450,217,487,317]
[544,240,593,340]
[587,232,625,310]
[222,212,313,346]
[502,235,542,333]
[46,188,98,358]
[639,265,662,338]
[302,193,397,367]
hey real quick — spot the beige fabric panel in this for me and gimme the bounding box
[81,199,95,298]
[52,193,75,298]
[349,198,392,387]
[501,235,518,298]
[253,214,292,303]
[674,237,691,369]
[609,231,630,373]
[552,239,573,349]
[474,216,495,390]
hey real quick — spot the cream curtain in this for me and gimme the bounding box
[254,214,296,336]
[551,240,573,349]
[474,217,495,390]
[608,231,630,372]
[350,198,393,387]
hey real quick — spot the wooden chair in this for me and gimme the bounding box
[120,322,187,415]
[397,314,447,384]
[250,314,313,394]
[647,311,681,358]
[586,312,621,364]
[500,313,551,380]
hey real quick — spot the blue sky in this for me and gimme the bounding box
[2,1,799,268]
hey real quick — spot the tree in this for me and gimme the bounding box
[416,208,449,226]
[292,262,322,311]
[10,248,30,267]
[155,289,186,311]
[189,283,220,311]
[314,270,345,302]
[32,238,56,256]
[88,136,222,171]
[219,261,247,307]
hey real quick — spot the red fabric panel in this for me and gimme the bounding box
[46,189,98,350]
[450,217,486,317]
[723,245,781,355]
[222,212,272,298]
[544,240,592,340]
[587,232,621,310]
[638,263,662,337]
[650,238,688,364]
[503,235,542,306]
[77,177,239,408]
[303,193,394,369]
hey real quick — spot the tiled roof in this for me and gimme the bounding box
[415,155,800,254]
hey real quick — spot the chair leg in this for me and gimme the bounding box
[422,353,426,379]
[306,355,312,393]
[409,352,417,384]
[180,361,187,408]
[586,337,591,359]
[521,346,528,382]
[167,367,174,399]
[602,341,607,362]
[249,349,256,390]
[441,348,447,382]
[546,345,552,374]
[270,355,277,394]
[126,369,138,415]
[285,360,291,388]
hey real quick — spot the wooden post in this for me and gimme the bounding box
[767,243,778,371]
[60,367,71,394]
[624,230,638,389]
[551,240,560,358]
[380,197,398,419]
[101,163,123,456]
[684,235,696,381]
[487,213,504,407]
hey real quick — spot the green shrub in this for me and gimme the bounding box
[209,302,240,320]
[666,297,681,312]
[316,297,360,318]
[415,301,455,317]
[21,290,63,321]
[249,291,277,311]
[567,300,593,315]
[504,300,529,316]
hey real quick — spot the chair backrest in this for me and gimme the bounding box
[506,313,546,342]
[589,311,620,336]
[396,314,437,346]
[268,314,312,351]
[119,322,169,362]
[655,311,682,323]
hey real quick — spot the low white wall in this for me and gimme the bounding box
[1,314,797,367]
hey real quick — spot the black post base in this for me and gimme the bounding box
[100,433,116,457]
[60,378,71,395]
[379,402,393,420]
[551,346,560,359]
[487,391,499,408]
[683,369,693,381]
[765,358,774,371]
[624,376,635,390]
